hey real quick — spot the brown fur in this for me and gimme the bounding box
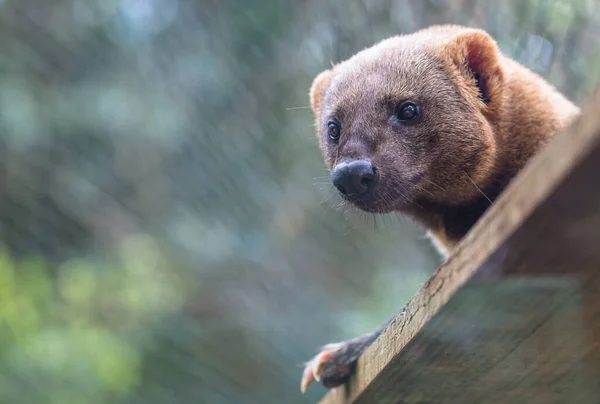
[309,25,580,257]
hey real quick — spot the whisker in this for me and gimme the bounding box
[408,198,423,209]
[414,183,434,197]
[285,106,312,110]
[420,177,446,192]
[462,170,493,205]
[320,193,334,205]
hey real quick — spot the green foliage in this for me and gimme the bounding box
[0,235,192,404]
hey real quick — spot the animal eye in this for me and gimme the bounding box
[327,121,341,143]
[396,102,420,123]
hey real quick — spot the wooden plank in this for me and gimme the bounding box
[319,89,600,404]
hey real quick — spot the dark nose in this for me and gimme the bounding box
[332,160,378,195]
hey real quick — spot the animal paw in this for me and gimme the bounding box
[300,332,378,393]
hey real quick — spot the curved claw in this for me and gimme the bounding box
[300,350,335,393]
[300,318,393,393]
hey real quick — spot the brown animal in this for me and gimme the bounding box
[301,24,580,393]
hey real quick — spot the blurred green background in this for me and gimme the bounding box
[0,0,599,403]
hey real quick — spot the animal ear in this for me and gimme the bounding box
[309,69,334,115]
[444,29,505,109]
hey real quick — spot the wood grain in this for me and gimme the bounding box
[319,89,600,404]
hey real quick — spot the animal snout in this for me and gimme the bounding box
[332,160,378,195]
